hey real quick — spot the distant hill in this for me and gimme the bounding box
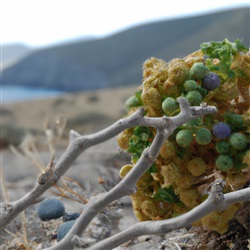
[2,7,249,91]
[1,43,32,70]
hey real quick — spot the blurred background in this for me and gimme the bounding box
[1,0,250,148]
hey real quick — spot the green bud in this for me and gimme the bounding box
[189,62,210,79]
[229,133,248,150]
[196,128,212,145]
[216,155,233,172]
[176,129,193,147]
[196,85,208,98]
[233,150,248,171]
[125,96,141,110]
[224,112,243,131]
[162,97,179,116]
[183,80,197,92]
[188,117,203,126]
[186,90,203,106]
[215,140,231,154]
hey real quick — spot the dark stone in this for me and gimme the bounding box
[57,220,76,242]
[37,198,65,221]
[63,212,80,222]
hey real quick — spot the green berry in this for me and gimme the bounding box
[229,133,248,150]
[196,85,208,98]
[215,140,231,154]
[216,155,233,172]
[189,62,210,79]
[234,150,248,171]
[196,128,212,145]
[176,129,193,148]
[183,80,197,92]
[188,117,203,126]
[224,112,243,131]
[162,97,179,116]
[186,90,203,106]
[125,96,141,110]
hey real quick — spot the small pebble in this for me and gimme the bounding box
[57,220,76,242]
[63,212,80,222]
[38,198,65,221]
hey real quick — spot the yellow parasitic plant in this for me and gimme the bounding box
[118,39,250,234]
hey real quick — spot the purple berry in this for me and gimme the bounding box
[202,72,220,90]
[213,122,231,139]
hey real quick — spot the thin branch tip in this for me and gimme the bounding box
[177,96,190,108]
[70,130,81,142]
[134,106,145,118]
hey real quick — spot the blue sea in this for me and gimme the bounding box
[1,86,65,103]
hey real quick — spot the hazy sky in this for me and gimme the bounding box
[1,0,249,47]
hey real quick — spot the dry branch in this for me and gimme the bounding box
[0,106,145,228]
[90,180,250,250]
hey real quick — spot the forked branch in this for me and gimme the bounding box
[0,107,145,228]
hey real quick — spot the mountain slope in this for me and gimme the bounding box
[1,43,32,70]
[2,7,249,91]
